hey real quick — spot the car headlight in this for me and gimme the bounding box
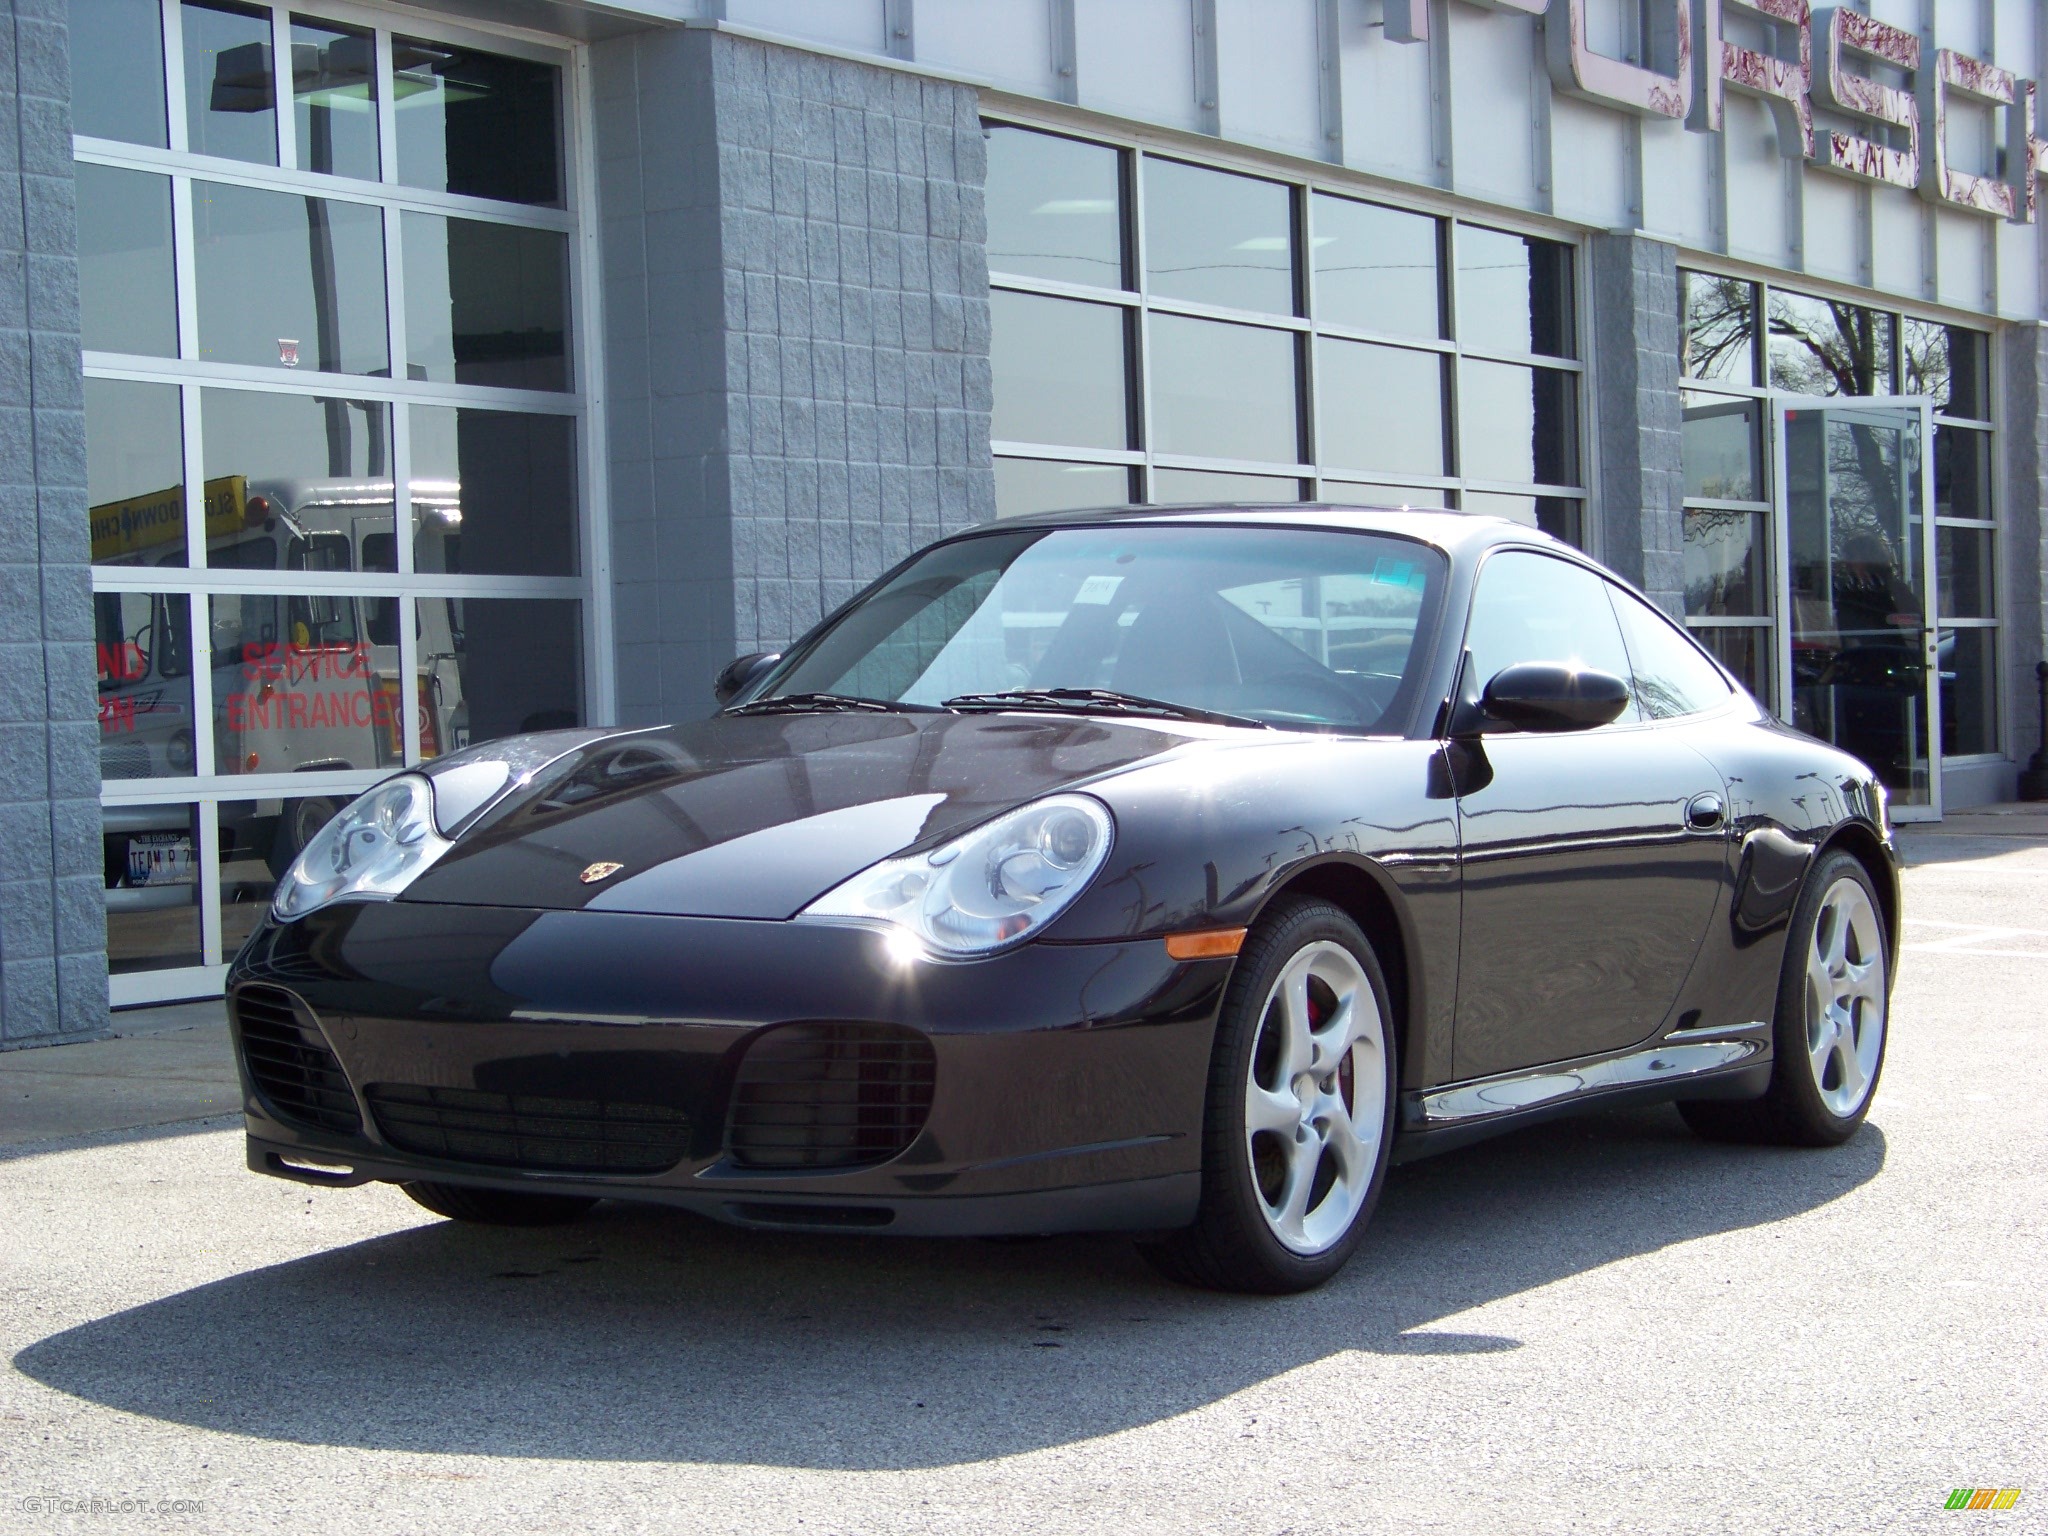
[272,775,453,922]
[801,794,1114,957]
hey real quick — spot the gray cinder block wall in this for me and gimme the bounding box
[1,0,106,1048]
[592,26,995,724]
[1587,232,1684,619]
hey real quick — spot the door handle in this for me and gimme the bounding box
[1686,793,1726,833]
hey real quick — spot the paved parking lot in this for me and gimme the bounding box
[1,822,2042,1535]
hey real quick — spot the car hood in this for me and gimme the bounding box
[399,712,1197,918]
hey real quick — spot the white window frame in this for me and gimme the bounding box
[82,0,610,1005]
[980,108,1591,543]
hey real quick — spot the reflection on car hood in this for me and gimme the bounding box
[400,712,1192,918]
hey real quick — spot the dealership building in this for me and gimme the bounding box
[1,0,2044,1039]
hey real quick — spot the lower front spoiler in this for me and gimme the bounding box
[248,1134,1201,1238]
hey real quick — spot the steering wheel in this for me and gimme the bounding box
[1241,669,1368,724]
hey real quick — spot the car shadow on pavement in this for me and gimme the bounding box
[14,1105,1885,1470]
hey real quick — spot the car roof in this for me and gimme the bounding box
[971,502,1567,558]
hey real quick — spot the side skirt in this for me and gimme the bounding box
[1390,1023,1773,1164]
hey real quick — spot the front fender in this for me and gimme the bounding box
[1047,737,1459,1087]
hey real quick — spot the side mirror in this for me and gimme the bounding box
[713,651,781,707]
[1478,663,1631,733]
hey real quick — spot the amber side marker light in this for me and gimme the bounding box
[1163,927,1248,961]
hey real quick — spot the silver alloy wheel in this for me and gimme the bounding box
[1804,876,1886,1118]
[1243,940,1388,1256]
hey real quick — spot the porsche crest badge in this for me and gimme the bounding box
[579,861,625,884]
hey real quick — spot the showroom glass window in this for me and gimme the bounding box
[1677,271,1772,702]
[984,122,1586,543]
[71,0,591,1000]
[1679,271,1998,760]
[1912,322,1998,759]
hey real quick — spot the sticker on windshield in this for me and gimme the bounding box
[1073,574,1125,606]
[1370,557,1425,591]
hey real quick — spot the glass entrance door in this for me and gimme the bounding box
[1774,398,1939,818]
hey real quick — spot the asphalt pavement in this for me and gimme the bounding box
[0,813,2042,1535]
[0,1002,234,1147]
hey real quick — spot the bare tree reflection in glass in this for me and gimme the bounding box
[1681,273,1756,384]
[1900,320,1950,413]
[1767,292,1894,397]
[1784,405,1929,800]
[1682,508,1762,616]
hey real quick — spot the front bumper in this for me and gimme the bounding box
[227,901,1230,1235]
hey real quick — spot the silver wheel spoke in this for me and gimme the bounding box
[1809,1011,1839,1082]
[1247,1082,1301,1137]
[1309,992,1366,1075]
[1318,1091,1367,1179]
[1832,1030,1866,1098]
[1821,907,1849,975]
[1278,960,1316,1080]
[1271,1129,1322,1244]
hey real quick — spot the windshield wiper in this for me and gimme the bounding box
[727,692,939,716]
[942,688,1270,730]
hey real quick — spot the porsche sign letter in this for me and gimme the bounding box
[1378,0,2048,220]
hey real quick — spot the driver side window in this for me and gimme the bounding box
[1463,550,1637,723]
[1606,583,1734,718]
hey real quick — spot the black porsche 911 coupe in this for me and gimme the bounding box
[229,505,1896,1293]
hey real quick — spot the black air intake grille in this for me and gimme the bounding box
[233,985,362,1136]
[727,1023,936,1171]
[364,1084,690,1175]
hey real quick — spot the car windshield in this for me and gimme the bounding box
[756,524,1447,732]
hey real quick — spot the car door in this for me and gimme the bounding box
[1452,549,1730,1081]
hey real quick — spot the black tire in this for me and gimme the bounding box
[1679,849,1890,1148]
[1139,898,1397,1294]
[401,1181,599,1226]
[266,796,344,879]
